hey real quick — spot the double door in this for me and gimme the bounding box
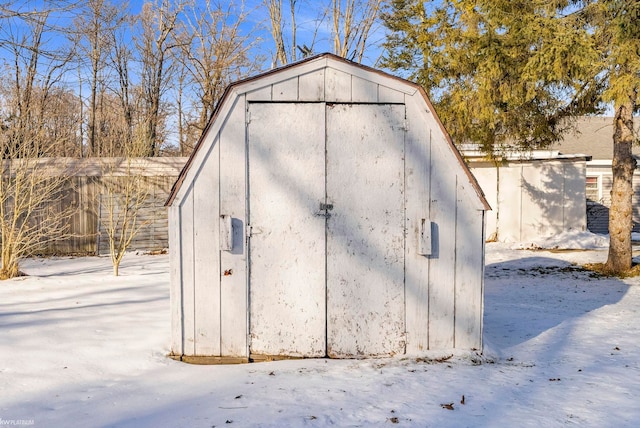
[248,102,406,358]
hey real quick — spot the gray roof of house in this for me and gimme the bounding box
[554,116,640,160]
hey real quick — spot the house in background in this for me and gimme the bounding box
[554,116,640,234]
[464,148,590,243]
[463,116,639,243]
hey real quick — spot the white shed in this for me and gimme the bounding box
[465,151,589,243]
[166,54,490,364]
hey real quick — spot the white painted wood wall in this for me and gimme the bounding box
[167,55,488,362]
[470,159,587,243]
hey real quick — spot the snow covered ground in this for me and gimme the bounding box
[1,236,639,427]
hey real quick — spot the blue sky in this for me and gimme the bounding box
[0,0,388,78]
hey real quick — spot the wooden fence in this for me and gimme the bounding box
[22,157,188,255]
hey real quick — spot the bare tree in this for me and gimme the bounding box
[136,0,182,157]
[0,8,76,278]
[261,0,381,65]
[98,154,151,276]
[174,54,190,156]
[264,0,298,65]
[262,0,325,65]
[72,0,124,156]
[178,0,262,134]
[107,15,135,150]
[172,61,201,156]
[331,0,382,63]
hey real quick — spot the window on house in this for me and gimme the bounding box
[586,176,600,202]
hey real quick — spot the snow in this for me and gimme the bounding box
[1,239,640,427]
[510,230,610,250]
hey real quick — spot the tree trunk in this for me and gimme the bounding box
[605,101,637,274]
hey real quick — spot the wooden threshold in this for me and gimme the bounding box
[169,354,249,365]
[168,353,312,365]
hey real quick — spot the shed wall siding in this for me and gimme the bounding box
[326,68,353,102]
[404,95,432,353]
[454,182,484,349]
[470,160,586,243]
[244,65,411,105]
[471,168,498,240]
[169,204,183,356]
[427,141,458,349]
[299,70,325,101]
[170,57,486,360]
[562,162,588,234]
[193,142,221,356]
[179,186,196,355]
[219,96,248,357]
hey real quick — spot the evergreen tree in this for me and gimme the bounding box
[382,0,638,274]
[586,0,640,274]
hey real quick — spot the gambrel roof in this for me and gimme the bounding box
[166,53,489,211]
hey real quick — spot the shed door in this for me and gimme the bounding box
[248,102,405,358]
[326,103,406,357]
[248,103,327,357]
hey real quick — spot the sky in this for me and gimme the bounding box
[0,0,388,86]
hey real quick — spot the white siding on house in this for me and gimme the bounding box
[585,161,640,235]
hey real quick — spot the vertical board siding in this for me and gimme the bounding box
[562,161,587,233]
[454,181,484,349]
[351,76,378,102]
[193,142,221,355]
[498,166,523,242]
[179,187,196,355]
[404,97,431,354]
[470,166,498,240]
[325,68,352,102]
[219,96,248,357]
[379,85,406,104]
[470,159,587,242]
[169,204,183,356]
[246,86,272,101]
[521,162,564,241]
[428,142,457,349]
[272,77,299,101]
[298,70,325,101]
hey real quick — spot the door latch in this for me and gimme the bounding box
[315,202,334,218]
